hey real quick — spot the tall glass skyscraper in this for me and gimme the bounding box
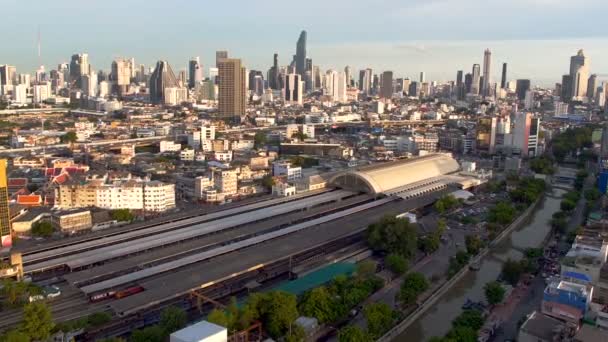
[295,30,307,76]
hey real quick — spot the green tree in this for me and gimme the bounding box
[487,202,516,225]
[465,235,483,255]
[0,330,30,342]
[385,253,408,275]
[285,324,306,342]
[60,131,77,143]
[356,260,377,279]
[31,221,54,237]
[484,281,506,305]
[21,302,54,341]
[560,199,576,212]
[87,312,112,327]
[130,326,164,342]
[1,279,27,305]
[160,306,187,335]
[255,291,299,338]
[298,287,335,323]
[363,303,395,338]
[109,209,134,222]
[261,175,275,190]
[445,325,479,342]
[434,195,460,214]
[418,233,440,254]
[452,309,484,330]
[254,132,267,149]
[502,258,524,285]
[338,326,373,342]
[207,309,231,329]
[398,272,429,305]
[367,215,418,259]
[584,188,601,201]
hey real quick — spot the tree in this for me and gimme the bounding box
[502,258,524,285]
[0,330,29,342]
[363,303,395,338]
[452,309,484,331]
[385,253,408,275]
[487,202,516,225]
[61,131,77,144]
[560,199,576,212]
[465,235,483,255]
[1,279,27,305]
[445,325,479,342]
[160,306,187,335]
[484,281,506,305]
[398,272,429,305]
[21,302,54,341]
[88,311,112,327]
[255,291,299,338]
[418,233,440,254]
[585,188,601,201]
[130,326,164,342]
[339,326,373,342]
[254,132,267,149]
[291,131,308,141]
[298,287,335,323]
[367,215,418,259]
[109,209,134,222]
[261,175,275,190]
[31,221,54,237]
[434,195,459,214]
[285,324,306,342]
[207,309,231,329]
[356,260,377,279]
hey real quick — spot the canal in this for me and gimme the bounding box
[396,188,565,341]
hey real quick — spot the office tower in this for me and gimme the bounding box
[471,64,481,95]
[409,82,420,97]
[149,60,179,104]
[0,160,10,248]
[215,51,228,67]
[284,73,303,105]
[304,58,313,91]
[81,72,97,97]
[128,58,136,79]
[561,75,572,102]
[178,70,187,87]
[313,66,321,91]
[419,72,425,83]
[482,49,491,96]
[587,74,598,100]
[0,65,16,86]
[70,53,89,84]
[524,90,534,110]
[402,78,411,96]
[476,117,497,154]
[456,70,464,100]
[111,59,131,96]
[380,71,393,99]
[516,79,531,101]
[324,70,347,103]
[344,66,352,88]
[372,74,380,95]
[358,68,372,95]
[268,53,280,90]
[33,83,51,103]
[295,30,307,76]
[188,57,203,89]
[248,70,263,92]
[512,112,540,157]
[218,58,246,122]
[569,49,589,101]
[500,63,507,89]
[464,73,473,94]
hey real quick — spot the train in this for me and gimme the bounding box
[90,286,144,302]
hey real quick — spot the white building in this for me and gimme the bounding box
[273,161,302,181]
[160,140,182,152]
[33,83,51,103]
[213,169,238,196]
[170,320,227,342]
[180,149,195,161]
[302,124,315,139]
[164,87,188,106]
[143,181,176,212]
[284,73,304,105]
[214,151,233,162]
[13,84,27,104]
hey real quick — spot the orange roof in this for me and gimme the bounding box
[8,178,28,187]
[17,195,42,206]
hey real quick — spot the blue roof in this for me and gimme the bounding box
[563,271,592,282]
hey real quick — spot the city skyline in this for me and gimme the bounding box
[2,0,608,85]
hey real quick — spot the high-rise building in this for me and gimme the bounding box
[268,53,280,90]
[569,49,589,101]
[324,70,347,103]
[344,66,352,88]
[482,49,492,96]
[248,70,263,94]
[500,63,507,89]
[215,51,228,67]
[0,65,16,86]
[111,58,132,96]
[476,117,497,154]
[516,79,531,101]
[587,74,598,100]
[148,60,180,105]
[456,70,464,99]
[512,112,540,157]
[419,72,425,83]
[358,68,372,95]
[561,75,573,102]
[380,71,393,99]
[464,73,473,94]
[295,30,307,76]
[81,72,98,97]
[0,159,11,248]
[188,57,203,89]
[284,73,303,105]
[471,64,481,95]
[218,58,246,122]
[70,53,89,85]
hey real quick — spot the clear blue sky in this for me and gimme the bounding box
[2,0,608,86]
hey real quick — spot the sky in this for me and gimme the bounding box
[2,0,608,86]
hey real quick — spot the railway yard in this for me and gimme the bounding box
[0,187,451,338]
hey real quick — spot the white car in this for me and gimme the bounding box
[28,295,44,302]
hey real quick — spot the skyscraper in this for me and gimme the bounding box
[569,49,589,101]
[305,58,313,91]
[380,71,393,99]
[111,58,132,96]
[561,75,573,102]
[464,73,473,94]
[516,79,531,101]
[0,159,11,248]
[188,57,203,89]
[70,53,89,85]
[0,65,16,86]
[284,73,303,105]
[216,51,228,67]
[456,70,464,100]
[471,64,481,95]
[587,74,598,100]
[419,72,425,83]
[268,53,280,90]
[358,68,372,95]
[148,60,179,104]
[344,66,352,88]
[218,58,246,122]
[482,49,491,96]
[295,30,307,76]
[500,63,507,89]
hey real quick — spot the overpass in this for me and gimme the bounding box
[0,136,168,155]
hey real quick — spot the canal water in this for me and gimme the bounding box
[396,189,565,341]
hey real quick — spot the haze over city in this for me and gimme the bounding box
[3,0,608,85]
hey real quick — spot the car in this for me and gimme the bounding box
[44,285,61,299]
[28,295,44,303]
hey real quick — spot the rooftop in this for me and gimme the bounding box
[520,311,565,341]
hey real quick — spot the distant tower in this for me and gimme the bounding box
[419,72,425,83]
[482,49,491,96]
[471,64,481,95]
[0,159,12,248]
[215,51,228,67]
[188,57,203,89]
[218,58,246,123]
[295,30,307,76]
[284,73,303,105]
[500,63,507,89]
[380,71,393,99]
[148,60,179,104]
[569,49,589,101]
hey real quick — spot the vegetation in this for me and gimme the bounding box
[447,250,471,277]
[338,325,373,342]
[21,302,55,341]
[509,177,546,204]
[289,156,319,168]
[109,209,135,222]
[290,131,308,141]
[502,258,525,285]
[253,132,267,149]
[584,188,601,201]
[431,309,485,342]
[397,272,429,306]
[363,303,396,339]
[385,253,408,275]
[551,127,593,162]
[529,157,555,175]
[261,175,275,190]
[487,201,516,225]
[465,235,484,255]
[367,215,417,259]
[434,195,460,214]
[129,306,188,342]
[31,221,54,237]
[484,281,506,305]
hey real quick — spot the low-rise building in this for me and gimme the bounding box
[518,311,567,342]
[541,280,591,324]
[273,161,302,181]
[51,209,92,233]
